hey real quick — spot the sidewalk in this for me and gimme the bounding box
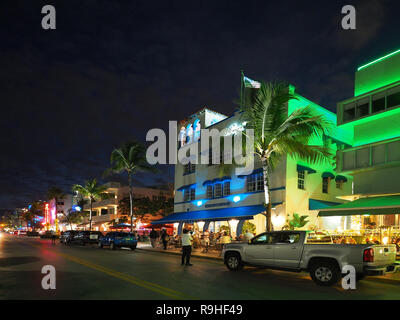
[136,242,222,261]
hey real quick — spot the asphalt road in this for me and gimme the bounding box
[1,233,399,300]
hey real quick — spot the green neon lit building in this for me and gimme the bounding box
[329,48,400,229]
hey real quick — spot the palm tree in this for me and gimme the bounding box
[106,141,155,232]
[240,81,333,231]
[72,179,108,231]
[47,186,65,228]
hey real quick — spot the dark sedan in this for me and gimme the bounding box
[71,231,103,245]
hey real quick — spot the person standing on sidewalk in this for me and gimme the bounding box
[160,228,169,250]
[149,228,159,248]
[181,229,193,266]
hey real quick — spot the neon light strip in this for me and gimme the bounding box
[357,48,400,71]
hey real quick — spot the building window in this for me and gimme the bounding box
[223,181,230,196]
[322,177,329,194]
[206,185,213,199]
[214,184,222,198]
[297,171,305,190]
[183,162,196,175]
[336,181,343,190]
[184,188,195,201]
[247,173,264,192]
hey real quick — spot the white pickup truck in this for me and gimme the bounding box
[222,230,400,286]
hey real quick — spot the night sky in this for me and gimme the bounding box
[0,0,399,209]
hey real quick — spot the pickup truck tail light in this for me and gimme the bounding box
[363,248,374,262]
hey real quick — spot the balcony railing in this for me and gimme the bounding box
[338,82,400,125]
[82,213,117,223]
[83,197,118,210]
[337,137,400,173]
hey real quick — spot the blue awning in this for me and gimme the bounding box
[151,205,265,224]
[238,168,263,179]
[322,172,335,179]
[202,180,212,186]
[335,175,348,183]
[297,164,316,174]
[309,199,343,210]
[177,183,196,191]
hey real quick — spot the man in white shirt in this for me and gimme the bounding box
[181,229,193,266]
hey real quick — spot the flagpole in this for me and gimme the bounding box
[240,70,244,108]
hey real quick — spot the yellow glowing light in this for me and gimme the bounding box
[197,221,205,230]
[272,215,285,228]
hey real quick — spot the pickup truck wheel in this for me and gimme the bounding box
[310,261,340,286]
[130,245,136,251]
[98,242,103,248]
[225,253,243,271]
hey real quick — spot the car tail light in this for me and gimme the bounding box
[363,248,374,262]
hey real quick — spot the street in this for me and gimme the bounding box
[1,234,399,300]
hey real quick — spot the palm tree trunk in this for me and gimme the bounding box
[89,198,92,231]
[262,163,272,232]
[54,197,58,232]
[129,172,134,233]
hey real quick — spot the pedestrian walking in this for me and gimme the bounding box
[160,229,169,250]
[203,229,210,253]
[181,229,193,266]
[51,233,56,245]
[149,228,159,248]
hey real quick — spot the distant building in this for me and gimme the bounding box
[48,193,76,231]
[78,182,172,231]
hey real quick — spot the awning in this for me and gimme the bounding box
[335,175,348,183]
[318,195,400,217]
[177,183,196,191]
[297,164,316,174]
[202,180,212,186]
[212,176,231,183]
[309,199,343,210]
[151,205,265,224]
[238,168,263,179]
[322,172,335,179]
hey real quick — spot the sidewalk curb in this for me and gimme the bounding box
[136,247,222,261]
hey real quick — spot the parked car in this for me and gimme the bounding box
[70,231,103,245]
[98,232,138,250]
[27,231,39,236]
[60,230,78,244]
[222,230,400,286]
[40,231,59,239]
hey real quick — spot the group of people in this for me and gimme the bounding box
[149,228,170,250]
[148,227,257,266]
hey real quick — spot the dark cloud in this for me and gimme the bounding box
[0,0,399,208]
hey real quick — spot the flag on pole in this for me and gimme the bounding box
[243,75,261,88]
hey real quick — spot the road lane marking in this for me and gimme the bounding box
[28,242,195,300]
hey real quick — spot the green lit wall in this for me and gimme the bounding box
[355,49,400,96]
[289,92,352,145]
[339,106,400,147]
[353,108,400,146]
